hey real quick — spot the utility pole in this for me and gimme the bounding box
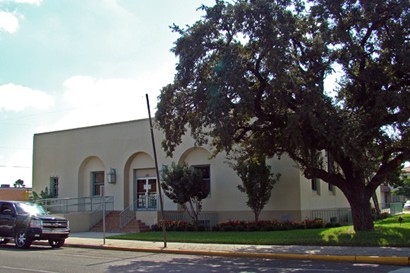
[100,185,106,245]
[146,94,167,248]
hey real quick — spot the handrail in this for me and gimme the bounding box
[119,200,138,228]
[33,196,114,214]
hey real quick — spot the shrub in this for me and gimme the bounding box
[282,221,304,230]
[380,212,390,219]
[185,225,196,231]
[236,225,246,231]
[261,225,275,231]
[304,218,324,229]
[222,225,235,232]
[151,224,159,231]
[212,218,342,232]
[153,220,197,231]
[325,222,341,228]
[197,225,206,232]
[247,224,258,232]
[174,225,185,231]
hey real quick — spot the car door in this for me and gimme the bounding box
[0,202,17,237]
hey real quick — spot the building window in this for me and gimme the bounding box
[49,177,59,198]
[92,171,104,196]
[328,183,336,194]
[193,165,210,197]
[311,178,320,195]
[327,152,333,172]
[327,152,336,194]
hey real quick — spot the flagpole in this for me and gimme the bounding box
[146,93,167,248]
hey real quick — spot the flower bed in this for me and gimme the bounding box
[212,219,310,232]
[152,220,201,231]
[152,218,334,232]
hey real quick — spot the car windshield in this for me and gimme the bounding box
[16,203,48,216]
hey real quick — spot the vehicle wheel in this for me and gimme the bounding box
[15,231,32,249]
[48,239,65,248]
[0,238,10,245]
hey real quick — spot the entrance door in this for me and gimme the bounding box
[135,178,157,210]
[0,202,16,237]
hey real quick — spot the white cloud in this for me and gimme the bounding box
[14,0,42,5]
[56,76,151,129]
[62,75,145,109]
[53,62,174,131]
[0,83,55,111]
[0,0,42,33]
[0,11,19,33]
[0,149,32,187]
[0,0,42,5]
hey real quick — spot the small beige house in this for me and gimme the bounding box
[33,119,352,231]
[0,185,31,201]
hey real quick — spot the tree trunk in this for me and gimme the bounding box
[187,200,199,229]
[254,211,260,222]
[344,187,374,231]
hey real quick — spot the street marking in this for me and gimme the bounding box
[0,265,58,273]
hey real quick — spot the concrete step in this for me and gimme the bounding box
[90,211,150,233]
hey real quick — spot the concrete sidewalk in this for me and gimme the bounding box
[59,232,410,267]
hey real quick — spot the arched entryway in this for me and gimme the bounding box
[78,156,105,198]
[179,147,212,198]
[124,152,156,210]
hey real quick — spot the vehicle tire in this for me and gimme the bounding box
[0,238,10,245]
[48,239,65,248]
[15,231,32,249]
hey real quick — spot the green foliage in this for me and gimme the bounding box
[13,179,25,188]
[212,220,310,232]
[152,220,197,232]
[161,162,207,227]
[394,172,410,198]
[31,187,51,201]
[156,0,410,231]
[234,157,280,221]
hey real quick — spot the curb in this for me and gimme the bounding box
[61,242,410,267]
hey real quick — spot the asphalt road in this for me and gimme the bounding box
[0,244,407,273]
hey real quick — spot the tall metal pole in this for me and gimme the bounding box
[100,185,106,245]
[146,94,167,248]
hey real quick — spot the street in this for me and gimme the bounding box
[0,244,407,273]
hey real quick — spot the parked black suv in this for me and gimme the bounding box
[0,201,70,249]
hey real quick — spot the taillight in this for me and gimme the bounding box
[30,219,42,228]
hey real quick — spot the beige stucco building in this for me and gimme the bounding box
[32,119,351,231]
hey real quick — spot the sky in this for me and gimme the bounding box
[0,0,216,187]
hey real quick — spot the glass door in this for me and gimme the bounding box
[135,178,157,210]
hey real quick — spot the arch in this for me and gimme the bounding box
[124,152,155,208]
[178,147,212,165]
[178,147,213,199]
[78,156,105,198]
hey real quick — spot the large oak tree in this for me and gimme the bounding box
[156,0,410,231]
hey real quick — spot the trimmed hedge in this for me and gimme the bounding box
[212,219,314,232]
[152,218,337,232]
[152,220,206,232]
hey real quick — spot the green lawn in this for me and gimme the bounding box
[108,214,410,247]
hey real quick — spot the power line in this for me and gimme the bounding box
[0,146,30,151]
[0,164,31,169]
